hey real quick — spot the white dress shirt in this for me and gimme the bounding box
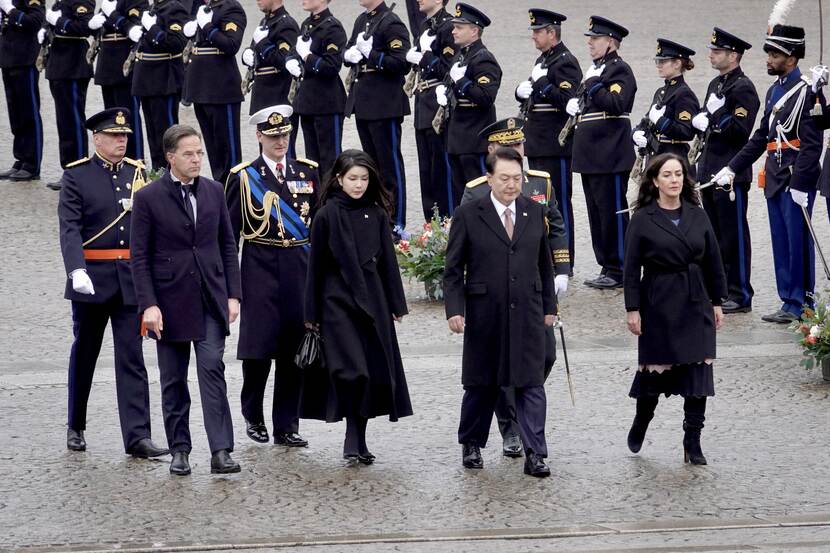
[171,171,197,224]
[490,192,516,228]
[262,154,287,181]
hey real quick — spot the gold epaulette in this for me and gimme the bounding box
[65,157,90,168]
[230,160,251,174]
[526,169,551,180]
[122,157,145,169]
[465,175,487,189]
[296,157,319,168]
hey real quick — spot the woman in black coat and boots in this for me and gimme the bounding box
[302,149,413,465]
[623,153,727,465]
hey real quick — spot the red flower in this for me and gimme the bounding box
[801,324,811,335]
[807,334,818,345]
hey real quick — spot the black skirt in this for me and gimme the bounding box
[629,362,715,398]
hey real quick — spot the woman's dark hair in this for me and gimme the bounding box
[320,149,393,214]
[682,58,695,72]
[633,153,699,210]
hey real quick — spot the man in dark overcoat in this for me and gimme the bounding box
[444,146,557,478]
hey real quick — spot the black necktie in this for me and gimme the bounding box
[181,183,195,222]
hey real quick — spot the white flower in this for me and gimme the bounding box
[810,325,821,338]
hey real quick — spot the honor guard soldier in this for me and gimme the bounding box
[181,0,246,184]
[225,105,318,448]
[42,0,95,190]
[343,0,411,235]
[713,22,822,324]
[128,0,188,172]
[692,28,760,314]
[240,0,299,157]
[436,3,501,202]
[284,0,347,178]
[406,0,455,220]
[514,8,581,272]
[88,0,147,162]
[0,0,44,182]
[57,108,168,459]
[566,16,637,289]
[810,66,829,214]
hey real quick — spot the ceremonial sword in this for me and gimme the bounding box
[554,298,575,407]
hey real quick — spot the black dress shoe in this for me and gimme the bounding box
[343,454,360,466]
[761,309,797,324]
[274,431,308,447]
[358,452,376,465]
[210,449,241,474]
[8,169,39,181]
[46,180,62,191]
[523,451,551,477]
[721,300,751,314]
[245,420,269,443]
[502,434,523,458]
[586,275,623,289]
[462,444,483,469]
[67,428,86,451]
[128,438,170,458]
[170,451,191,476]
[0,166,20,179]
[583,274,603,286]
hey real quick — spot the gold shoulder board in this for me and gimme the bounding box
[526,169,551,180]
[465,175,487,189]
[122,157,145,169]
[66,157,90,168]
[296,157,319,169]
[230,160,252,174]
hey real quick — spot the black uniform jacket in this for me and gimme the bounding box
[130,171,242,342]
[412,7,453,130]
[0,0,44,67]
[344,1,410,119]
[729,69,822,198]
[184,0,246,104]
[45,0,94,80]
[248,5,298,113]
[59,154,145,305]
[130,0,187,97]
[572,50,637,174]
[445,39,501,155]
[444,194,556,388]
[520,41,582,157]
[634,74,699,158]
[695,66,760,184]
[94,0,147,86]
[289,8,347,116]
[623,201,727,365]
[225,156,319,359]
[811,89,830,196]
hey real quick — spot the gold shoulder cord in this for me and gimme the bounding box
[81,166,147,247]
[238,169,287,240]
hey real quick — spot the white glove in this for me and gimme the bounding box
[343,46,363,64]
[713,166,735,186]
[554,274,569,296]
[632,130,648,148]
[516,80,533,100]
[405,47,423,65]
[88,13,106,30]
[45,7,60,26]
[584,63,605,80]
[436,84,447,106]
[141,11,157,31]
[790,188,809,208]
[70,270,95,295]
[648,104,666,125]
[692,112,709,132]
[285,58,302,77]
[241,47,254,67]
[128,25,143,43]
[705,92,726,114]
[101,0,118,17]
[0,0,13,13]
[196,5,212,29]
[449,61,466,82]
[531,63,546,82]
[37,28,46,44]
[418,29,435,52]
[252,25,269,44]
[565,98,580,116]
[812,65,829,93]
[183,20,197,38]
[355,32,373,58]
[295,36,311,59]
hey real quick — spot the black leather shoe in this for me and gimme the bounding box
[0,166,20,179]
[721,300,751,314]
[586,275,623,289]
[8,169,39,181]
[761,309,797,324]
[523,451,551,477]
[358,452,376,465]
[211,449,241,474]
[46,180,62,191]
[67,428,86,451]
[583,274,603,286]
[170,451,191,475]
[274,431,308,447]
[128,438,170,458]
[462,444,483,469]
[245,420,269,443]
[502,434,523,458]
[343,454,360,466]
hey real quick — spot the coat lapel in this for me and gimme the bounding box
[511,195,530,244]
[164,173,191,221]
[647,202,693,252]
[477,196,511,246]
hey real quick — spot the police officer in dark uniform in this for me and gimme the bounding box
[436,3,500,204]
[407,0,455,220]
[240,0,299,158]
[693,28,760,314]
[58,107,168,458]
[89,0,147,162]
[42,0,95,190]
[182,0,246,184]
[225,104,319,448]
[567,15,637,289]
[343,0,410,235]
[713,24,822,324]
[0,0,44,181]
[128,0,188,172]
[514,8,581,273]
[284,0,347,179]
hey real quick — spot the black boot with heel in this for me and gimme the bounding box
[627,396,659,453]
[683,396,707,465]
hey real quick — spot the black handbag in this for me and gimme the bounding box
[295,328,323,369]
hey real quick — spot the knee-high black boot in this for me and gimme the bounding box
[683,396,707,465]
[628,395,659,453]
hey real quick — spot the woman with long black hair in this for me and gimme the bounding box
[623,153,727,465]
[302,149,412,465]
